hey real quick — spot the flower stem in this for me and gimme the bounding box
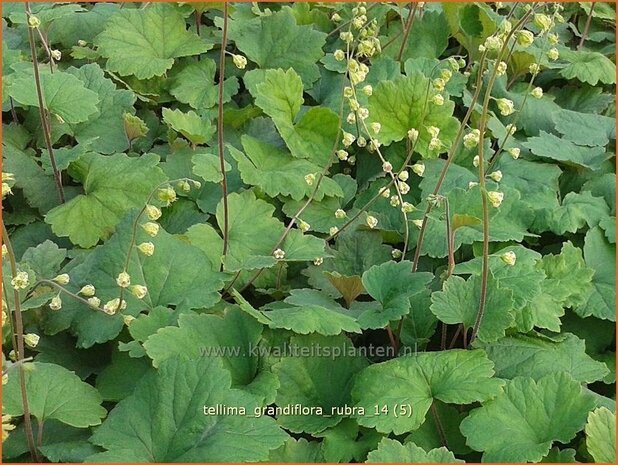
[217,2,230,262]
[2,221,40,462]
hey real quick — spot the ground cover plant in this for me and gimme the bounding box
[1,1,616,463]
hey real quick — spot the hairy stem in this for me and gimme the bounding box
[578,2,595,49]
[2,222,40,462]
[217,2,230,261]
[396,2,418,62]
[25,2,64,204]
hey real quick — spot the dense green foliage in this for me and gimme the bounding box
[1,2,616,463]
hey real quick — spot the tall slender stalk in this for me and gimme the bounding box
[396,2,419,62]
[578,2,595,49]
[217,2,230,260]
[2,222,39,462]
[25,2,64,204]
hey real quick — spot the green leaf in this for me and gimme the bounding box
[42,213,225,347]
[45,153,167,248]
[192,150,231,184]
[430,273,515,343]
[67,63,136,154]
[269,438,324,462]
[315,419,382,463]
[10,70,99,124]
[546,191,610,234]
[383,11,450,61]
[230,135,343,201]
[585,407,616,463]
[553,109,616,147]
[96,350,153,402]
[361,261,433,329]
[94,3,211,79]
[541,241,594,309]
[523,131,608,170]
[170,59,238,110]
[576,226,616,321]
[263,289,362,336]
[253,68,339,166]
[352,349,504,434]
[20,239,66,279]
[460,373,597,462]
[227,8,327,86]
[88,356,287,462]
[367,73,460,158]
[162,108,215,146]
[143,308,268,387]
[273,334,369,433]
[481,333,609,384]
[3,362,106,428]
[366,438,463,463]
[560,50,616,86]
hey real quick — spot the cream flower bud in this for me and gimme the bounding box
[313,257,324,266]
[177,180,191,192]
[496,98,515,116]
[391,249,403,259]
[357,136,367,148]
[331,13,342,22]
[489,170,503,182]
[412,219,424,229]
[411,163,425,177]
[530,87,543,99]
[51,49,62,61]
[516,30,534,47]
[77,39,87,47]
[468,181,479,189]
[390,195,400,207]
[547,48,559,61]
[273,248,285,260]
[79,285,96,297]
[157,186,177,206]
[123,315,136,326]
[440,68,452,81]
[478,44,486,53]
[28,15,41,28]
[349,98,360,111]
[24,333,40,348]
[508,147,521,159]
[398,181,411,195]
[305,173,316,186]
[548,33,559,45]
[357,108,369,120]
[366,215,378,229]
[348,155,356,165]
[346,112,356,124]
[534,13,552,32]
[336,150,348,161]
[2,244,7,258]
[430,136,444,151]
[427,126,440,138]
[473,155,480,168]
[49,293,62,310]
[433,78,445,92]
[87,297,101,308]
[500,251,517,266]
[487,191,504,208]
[130,285,148,299]
[11,271,29,290]
[103,299,121,315]
[398,170,409,182]
[371,122,381,134]
[340,31,354,43]
[116,272,131,288]
[505,124,517,136]
[2,183,13,198]
[382,161,393,173]
[2,373,8,385]
[379,187,390,198]
[432,94,444,106]
[484,35,503,51]
[299,220,310,233]
[333,49,345,61]
[145,205,162,221]
[335,209,347,219]
[529,63,540,75]
[232,54,247,69]
[329,226,339,236]
[463,129,481,149]
[343,86,353,98]
[499,19,512,34]
[52,273,70,285]
[342,132,356,147]
[362,85,373,96]
[141,222,160,237]
[401,202,415,213]
[407,128,419,142]
[496,61,507,76]
[137,242,155,257]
